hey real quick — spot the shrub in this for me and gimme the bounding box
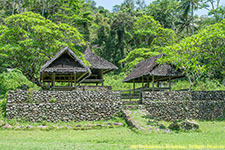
[172,79,225,91]
[168,121,181,130]
[49,97,56,103]
[0,94,7,118]
[104,73,143,91]
[0,69,40,96]
[104,74,225,91]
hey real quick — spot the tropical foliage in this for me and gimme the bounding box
[0,0,224,89]
[0,69,40,96]
[0,12,85,84]
[160,19,225,89]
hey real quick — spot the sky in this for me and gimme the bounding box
[94,0,225,16]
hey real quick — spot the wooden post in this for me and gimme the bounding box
[157,82,160,88]
[129,90,131,101]
[74,73,76,87]
[71,74,73,87]
[139,89,142,103]
[48,82,50,89]
[68,75,70,86]
[152,76,155,91]
[147,77,150,88]
[142,76,144,88]
[100,70,104,87]
[169,77,171,91]
[41,73,44,87]
[133,79,135,91]
[52,73,55,91]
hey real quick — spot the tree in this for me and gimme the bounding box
[162,38,206,91]
[161,19,225,90]
[0,0,80,19]
[109,1,137,68]
[208,6,225,22]
[136,0,146,10]
[111,11,135,66]
[90,10,114,63]
[179,0,201,35]
[120,15,176,69]
[53,0,94,41]
[202,0,224,22]
[0,12,85,84]
[145,0,180,30]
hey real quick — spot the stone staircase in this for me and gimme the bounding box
[122,104,171,133]
[122,104,145,110]
[122,109,149,132]
[122,100,145,110]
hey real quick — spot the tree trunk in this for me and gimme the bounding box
[17,0,22,13]
[186,24,189,37]
[171,12,175,31]
[118,30,124,68]
[191,4,194,35]
[209,0,219,22]
[12,0,16,15]
[42,0,46,16]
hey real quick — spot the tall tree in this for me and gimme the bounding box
[202,0,224,22]
[53,0,94,41]
[136,0,146,10]
[179,0,201,35]
[146,0,180,30]
[110,0,137,68]
[161,19,225,88]
[0,12,85,84]
[120,15,177,69]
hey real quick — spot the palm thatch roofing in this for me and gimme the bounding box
[123,54,184,83]
[84,45,118,73]
[40,47,91,82]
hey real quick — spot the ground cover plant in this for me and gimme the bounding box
[0,106,224,150]
[0,121,225,150]
[104,74,225,91]
[0,116,125,130]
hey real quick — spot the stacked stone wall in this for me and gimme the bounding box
[142,91,225,121]
[6,90,121,122]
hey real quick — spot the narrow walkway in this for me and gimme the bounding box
[122,108,150,132]
[122,108,170,133]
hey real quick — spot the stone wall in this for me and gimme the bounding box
[142,91,225,121]
[6,90,121,122]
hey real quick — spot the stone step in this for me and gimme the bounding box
[122,109,148,131]
[122,101,141,105]
[122,105,145,110]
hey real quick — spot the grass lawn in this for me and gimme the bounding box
[0,121,224,150]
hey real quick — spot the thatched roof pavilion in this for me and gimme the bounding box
[123,54,184,91]
[82,45,118,86]
[40,47,91,90]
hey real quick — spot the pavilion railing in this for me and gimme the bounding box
[119,87,171,104]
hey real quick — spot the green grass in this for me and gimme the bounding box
[104,74,225,91]
[172,79,225,91]
[0,121,224,150]
[104,74,143,91]
[0,116,125,129]
[127,109,172,132]
[126,109,151,131]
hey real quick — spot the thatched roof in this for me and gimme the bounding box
[84,45,118,72]
[40,47,91,74]
[123,54,184,83]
